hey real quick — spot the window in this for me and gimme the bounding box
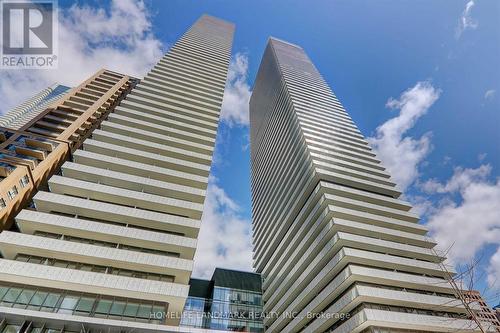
[95,299,112,316]
[109,300,126,316]
[181,288,264,331]
[53,261,69,268]
[2,287,22,304]
[27,256,44,264]
[19,175,30,188]
[0,286,9,299]
[45,330,65,333]
[14,254,29,262]
[30,291,48,307]
[42,293,61,308]
[2,325,21,333]
[91,265,107,273]
[124,302,140,317]
[6,186,18,200]
[34,231,61,239]
[75,297,94,314]
[16,289,35,305]
[58,295,79,313]
[0,283,167,323]
[137,303,152,318]
[14,253,175,282]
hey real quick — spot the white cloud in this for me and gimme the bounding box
[220,53,252,126]
[0,0,163,114]
[368,81,441,192]
[407,194,435,217]
[484,89,496,100]
[456,1,479,38]
[488,248,500,288]
[421,164,492,193]
[370,81,500,291]
[425,165,500,288]
[193,177,253,279]
[442,155,452,165]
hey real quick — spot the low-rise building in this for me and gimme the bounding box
[465,290,500,332]
[181,268,264,332]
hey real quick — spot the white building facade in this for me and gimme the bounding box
[249,38,494,333]
[0,15,234,333]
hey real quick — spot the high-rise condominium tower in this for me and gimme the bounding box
[250,38,494,333]
[0,15,234,332]
[0,84,70,130]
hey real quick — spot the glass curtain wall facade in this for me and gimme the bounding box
[249,38,495,333]
[180,268,264,332]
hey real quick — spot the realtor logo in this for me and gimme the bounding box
[1,0,58,68]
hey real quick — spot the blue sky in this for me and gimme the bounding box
[1,0,499,305]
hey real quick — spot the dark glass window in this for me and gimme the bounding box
[0,282,167,324]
